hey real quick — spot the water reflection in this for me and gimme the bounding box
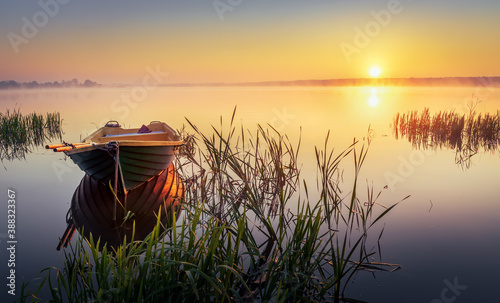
[392,107,500,168]
[0,109,62,162]
[368,87,379,107]
[57,163,184,250]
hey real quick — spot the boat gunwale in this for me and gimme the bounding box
[64,140,184,155]
[64,121,184,155]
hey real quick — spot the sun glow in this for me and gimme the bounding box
[368,87,379,107]
[369,66,382,78]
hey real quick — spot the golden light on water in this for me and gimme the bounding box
[368,87,379,107]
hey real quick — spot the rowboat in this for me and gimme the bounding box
[49,121,183,192]
[57,163,184,250]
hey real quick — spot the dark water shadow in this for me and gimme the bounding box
[392,107,500,168]
[0,108,63,162]
[57,163,184,250]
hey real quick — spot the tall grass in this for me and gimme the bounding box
[393,104,500,168]
[0,108,62,162]
[22,112,404,302]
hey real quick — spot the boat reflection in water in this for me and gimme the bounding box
[57,163,184,250]
[393,107,499,168]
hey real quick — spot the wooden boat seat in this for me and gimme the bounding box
[103,131,164,137]
[97,131,172,143]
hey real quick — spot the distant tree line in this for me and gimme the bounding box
[165,77,500,87]
[0,79,100,89]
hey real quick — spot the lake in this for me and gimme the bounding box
[1,86,499,302]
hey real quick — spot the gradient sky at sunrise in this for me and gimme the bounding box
[1,0,499,84]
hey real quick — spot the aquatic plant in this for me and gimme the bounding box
[0,108,62,162]
[393,104,500,168]
[21,112,404,302]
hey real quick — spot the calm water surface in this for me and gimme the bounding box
[1,86,499,302]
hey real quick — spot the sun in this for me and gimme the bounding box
[369,66,382,78]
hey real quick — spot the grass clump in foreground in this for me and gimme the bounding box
[22,113,407,303]
[0,108,62,162]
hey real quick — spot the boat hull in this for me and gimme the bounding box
[63,121,183,192]
[70,163,184,248]
[67,144,177,192]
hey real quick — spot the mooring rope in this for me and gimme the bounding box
[108,141,119,221]
[91,141,123,222]
[94,141,121,221]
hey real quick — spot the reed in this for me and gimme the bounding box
[0,108,62,162]
[22,111,403,302]
[393,104,500,168]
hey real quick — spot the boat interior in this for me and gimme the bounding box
[84,121,183,144]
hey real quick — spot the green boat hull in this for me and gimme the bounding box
[67,145,176,192]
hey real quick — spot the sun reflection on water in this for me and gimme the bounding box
[368,87,379,107]
[368,87,380,107]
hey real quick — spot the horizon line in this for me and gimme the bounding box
[1,76,500,89]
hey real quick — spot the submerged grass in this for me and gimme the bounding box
[22,111,405,302]
[0,108,63,162]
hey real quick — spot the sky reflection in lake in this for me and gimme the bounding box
[0,86,499,302]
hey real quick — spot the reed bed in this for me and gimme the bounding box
[22,111,404,302]
[393,106,500,168]
[0,108,62,162]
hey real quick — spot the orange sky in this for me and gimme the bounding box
[1,1,499,84]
